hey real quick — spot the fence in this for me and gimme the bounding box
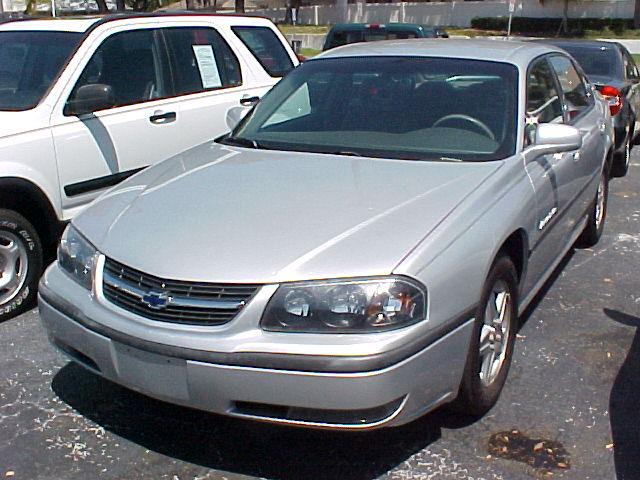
[251,0,635,28]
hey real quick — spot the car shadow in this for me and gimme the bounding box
[51,363,476,480]
[603,308,640,480]
[518,250,575,328]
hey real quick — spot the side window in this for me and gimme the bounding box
[622,49,638,79]
[164,27,242,96]
[548,55,592,121]
[70,29,167,110]
[232,26,294,77]
[526,59,564,126]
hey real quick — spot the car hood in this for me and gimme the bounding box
[0,110,45,139]
[75,142,502,283]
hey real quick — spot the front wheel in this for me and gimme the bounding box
[450,255,518,416]
[576,170,608,248]
[0,209,42,321]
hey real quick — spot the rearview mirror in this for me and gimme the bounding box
[65,84,115,116]
[523,123,582,161]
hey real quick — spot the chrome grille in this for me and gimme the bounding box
[102,257,260,325]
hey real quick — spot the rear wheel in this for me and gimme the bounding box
[577,170,608,248]
[611,124,631,178]
[450,255,518,416]
[0,209,42,320]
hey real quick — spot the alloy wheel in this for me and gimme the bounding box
[0,231,28,305]
[479,280,512,386]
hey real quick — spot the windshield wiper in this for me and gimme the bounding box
[331,150,363,157]
[439,156,464,162]
[219,135,262,149]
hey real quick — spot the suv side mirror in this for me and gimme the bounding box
[65,84,115,116]
[523,123,582,161]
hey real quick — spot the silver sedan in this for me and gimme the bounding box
[39,39,614,430]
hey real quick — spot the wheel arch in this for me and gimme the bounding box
[495,228,529,292]
[0,178,64,254]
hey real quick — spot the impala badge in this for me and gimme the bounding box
[538,207,558,231]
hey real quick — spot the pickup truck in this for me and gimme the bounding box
[0,13,298,318]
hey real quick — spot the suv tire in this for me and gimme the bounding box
[0,209,42,320]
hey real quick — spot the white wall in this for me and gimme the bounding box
[252,0,634,28]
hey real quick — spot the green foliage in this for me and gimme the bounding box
[470,17,634,37]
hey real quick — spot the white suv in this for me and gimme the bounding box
[0,13,298,318]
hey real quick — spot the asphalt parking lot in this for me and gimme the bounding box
[1,155,639,480]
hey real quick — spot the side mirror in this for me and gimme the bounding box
[226,106,250,130]
[64,84,115,116]
[523,123,582,161]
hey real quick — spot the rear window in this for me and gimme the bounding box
[325,29,420,50]
[559,45,623,79]
[232,26,294,77]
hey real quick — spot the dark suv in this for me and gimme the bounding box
[323,23,448,51]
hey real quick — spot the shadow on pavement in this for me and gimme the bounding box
[604,308,640,480]
[52,363,476,480]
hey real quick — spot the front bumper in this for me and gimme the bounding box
[39,265,474,429]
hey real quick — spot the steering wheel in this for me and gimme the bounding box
[432,114,496,141]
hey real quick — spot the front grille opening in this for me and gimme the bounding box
[102,257,261,326]
[54,340,101,373]
[232,397,404,426]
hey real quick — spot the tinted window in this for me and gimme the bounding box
[165,27,242,95]
[622,48,638,79]
[559,44,623,79]
[70,29,167,110]
[527,59,563,124]
[549,56,592,120]
[0,31,82,111]
[325,29,419,49]
[229,57,518,162]
[232,26,294,77]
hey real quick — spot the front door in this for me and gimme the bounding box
[50,26,182,215]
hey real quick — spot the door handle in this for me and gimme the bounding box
[149,111,176,124]
[240,95,260,107]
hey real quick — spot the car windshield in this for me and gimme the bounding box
[227,56,518,161]
[0,31,82,111]
[560,45,623,79]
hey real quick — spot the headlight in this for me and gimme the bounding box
[57,225,99,290]
[261,277,426,333]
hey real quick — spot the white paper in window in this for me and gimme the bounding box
[192,45,222,89]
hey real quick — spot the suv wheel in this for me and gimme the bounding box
[0,209,42,320]
[450,255,518,416]
[577,170,609,248]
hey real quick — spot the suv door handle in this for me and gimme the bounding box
[149,111,176,124]
[240,96,260,107]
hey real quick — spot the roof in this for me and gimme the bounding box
[0,12,272,33]
[532,38,622,50]
[315,38,563,66]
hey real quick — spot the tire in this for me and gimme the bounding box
[611,124,631,178]
[450,255,518,417]
[577,169,609,248]
[0,209,42,320]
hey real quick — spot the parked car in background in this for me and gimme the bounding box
[323,22,448,50]
[537,39,639,177]
[40,39,613,430]
[0,13,298,319]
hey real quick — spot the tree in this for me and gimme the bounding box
[235,0,244,13]
[635,0,640,29]
[95,0,109,12]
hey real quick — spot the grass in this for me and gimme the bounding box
[277,25,329,35]
[299,47,321,58]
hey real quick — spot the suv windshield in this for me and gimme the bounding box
[0,31,82,111]
[227,56,518,161]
